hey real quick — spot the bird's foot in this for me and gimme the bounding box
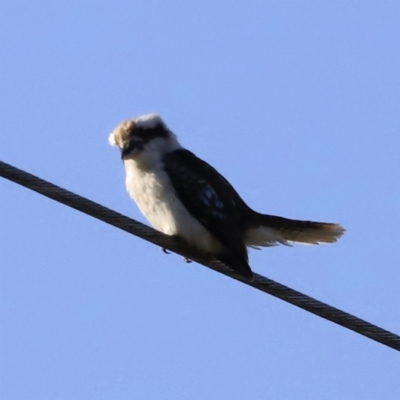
[162,248,170,254]
[183,257,192,263]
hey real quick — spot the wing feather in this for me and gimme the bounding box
[163,149,252,277]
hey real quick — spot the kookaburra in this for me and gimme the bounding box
[109,113,344,279]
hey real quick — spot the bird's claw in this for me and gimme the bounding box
[183,257,192,263]
[162,248,170,254]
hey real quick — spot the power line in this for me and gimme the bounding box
[1,159,399,352]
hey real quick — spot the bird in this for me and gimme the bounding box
[109,113,344,279]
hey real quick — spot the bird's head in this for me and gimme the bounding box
[109,114,181,165]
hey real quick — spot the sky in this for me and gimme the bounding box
[1,1,399,399]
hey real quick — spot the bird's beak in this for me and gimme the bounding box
[121,145,131,160]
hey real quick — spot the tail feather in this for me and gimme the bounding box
[246,213,345,247]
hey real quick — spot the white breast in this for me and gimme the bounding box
[124,159,222,254]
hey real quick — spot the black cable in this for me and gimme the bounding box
[1,159,399,351]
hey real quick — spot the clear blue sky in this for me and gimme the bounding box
[1,2,399,399]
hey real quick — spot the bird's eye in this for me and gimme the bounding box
[121,138,145,158]
[134,128,146,139]
[128,140,143,152]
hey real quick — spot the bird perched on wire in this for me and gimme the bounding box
[109,113,344,279]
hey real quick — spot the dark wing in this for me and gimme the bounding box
[163,149,252,278]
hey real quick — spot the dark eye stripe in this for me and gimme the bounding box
[130,124,169,144]
[125,140,142,154]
